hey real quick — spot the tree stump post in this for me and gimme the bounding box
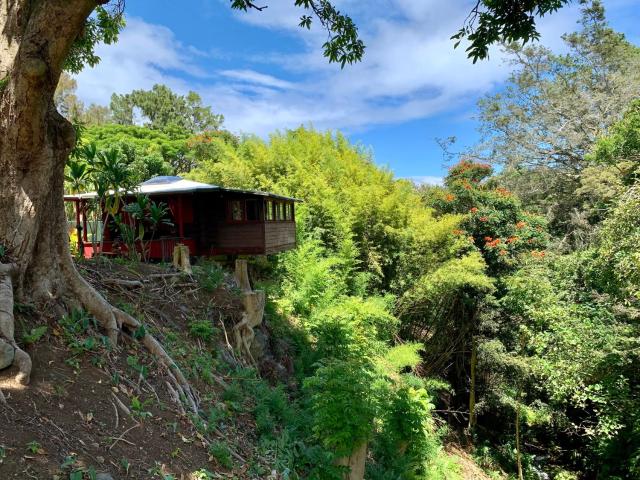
[172,244,192,274]
[336,442,368,480]
[234,259,252,292]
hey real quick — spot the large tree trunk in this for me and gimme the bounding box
[0,0,196,410]
[0,0,100,385]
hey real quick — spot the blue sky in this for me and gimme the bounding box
[74,0,639,183]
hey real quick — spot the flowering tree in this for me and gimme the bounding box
[432,160,548,274]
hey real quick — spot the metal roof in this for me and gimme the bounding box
[64,176,301,202]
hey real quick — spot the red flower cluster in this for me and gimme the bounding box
[470,207,479,213]
[516,221,527,229]
[498,249,508,256]
[531,250,546,258]
[495,187,511,197]
[485,238,501,248]
[479,216,489,222]
[452,229,464,235]
[444,193,456,202]
[506,236,519,244]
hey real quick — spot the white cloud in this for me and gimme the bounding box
[74,18,203,105]
[219,69,296,90]
[407,175,444,186]
[73,2,592,135]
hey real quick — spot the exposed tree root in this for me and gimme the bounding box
[0,255,198,414]
[0,263,32,386]
[59,257,199,413]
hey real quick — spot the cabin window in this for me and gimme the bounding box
[276,202,284,221]
[246,200,259,221]
[230,200,244,221]
[266,200,274,221]
[285,203,293,221]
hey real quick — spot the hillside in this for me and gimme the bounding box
[0,258,487,479]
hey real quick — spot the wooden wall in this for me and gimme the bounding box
[264,222,296,254]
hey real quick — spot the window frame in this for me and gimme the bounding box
[226,198,263,224]
[264,198,296,222]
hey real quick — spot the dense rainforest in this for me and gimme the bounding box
[32,1,640,478]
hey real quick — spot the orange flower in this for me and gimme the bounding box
[499,249,507,256]
[484,236,493,242]
[444,193,456,202]
[452,229,464,235]
[463,183,472,190]
[479,216,489,222]
[506,236,519,244]
[470,207,479,213]
[516,221,527,229]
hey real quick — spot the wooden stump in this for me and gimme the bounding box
[336,442,368,480]
[234,259,252,292]
[172,244,192,274]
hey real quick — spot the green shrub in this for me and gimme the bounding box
[208,441,233,469]
[188,318,217,343]
[304,359,379,457]
[195,261,225,292]
[22,325,48,345]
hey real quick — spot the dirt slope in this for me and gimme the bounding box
[0,259,265,479]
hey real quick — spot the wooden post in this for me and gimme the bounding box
[81,200,88,242]
[172,244,192,274]
[74,199,83,255]
[336,442,367,480]
[234,259,252,292]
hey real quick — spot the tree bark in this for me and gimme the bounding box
[0,0,196,411]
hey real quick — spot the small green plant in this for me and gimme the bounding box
[130,396,153,420]
[132,324,146,340]
[126,355,148,378]
[21,325,48,345]
[61,455,77,469]
[208,441,233,469]
[206,405,229,432]
[191,469,215,480]
[188,318,217,343]
[195,261,225,292]
[60,308,95,337]
[119,457,131,475]
[148,461,175,479]
[0,445,6,463]
[222,381,245,411]
[68,465,97,480]
[26,440,41,454]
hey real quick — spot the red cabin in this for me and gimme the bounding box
[65,176,299,260]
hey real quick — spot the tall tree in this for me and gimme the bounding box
[110,84,225,133]
[474,1,640,246]
[54,72,85,119]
